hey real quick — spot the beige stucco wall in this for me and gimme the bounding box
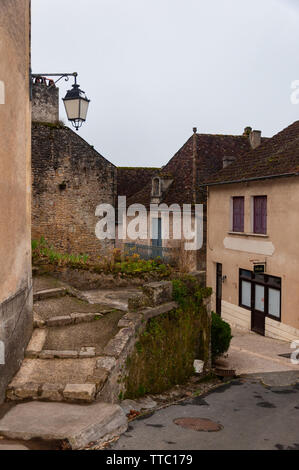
[0,0,32,402]
[206,177,299,338]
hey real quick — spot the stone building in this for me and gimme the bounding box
[0,0,33,402]
[32,80,117,260]
[122,128,260,272]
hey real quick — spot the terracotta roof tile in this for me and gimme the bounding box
[128,133,251,207]
[117,167,160,199]
[205,121,299,185]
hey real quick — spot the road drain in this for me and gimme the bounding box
[174,418,223,432]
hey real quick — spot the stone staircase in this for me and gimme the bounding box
[6,279,177,406]
[6,284,126,404]
[0,278,180,449]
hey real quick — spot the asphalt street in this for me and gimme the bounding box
[113,376,299,450]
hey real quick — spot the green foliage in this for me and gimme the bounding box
[124,277,211,399]
[32,238,172,278]
[172,275,212,310]
[211,312,233,361]
[113,257,170,276]
[32,238,89,268]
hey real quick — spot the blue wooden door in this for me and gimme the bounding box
[152,218,162,257]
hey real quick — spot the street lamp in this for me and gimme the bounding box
[31,72,90,131]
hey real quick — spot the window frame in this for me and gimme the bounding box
[253,195,267,235]
[239,269,281,321]
[232,196,245,233]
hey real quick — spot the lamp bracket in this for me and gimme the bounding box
[31,72,78,85]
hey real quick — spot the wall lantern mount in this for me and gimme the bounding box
[31,72,90,131]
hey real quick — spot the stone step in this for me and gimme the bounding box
[33,288,67,301]
[26,347,96,360]
[0,401,127,450]
[7,354,115,403]
[34,312,104,329]
[7,382,98,403]
[8,357,100,389]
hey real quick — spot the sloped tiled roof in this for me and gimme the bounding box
[128,132,252,207]
[117,167,160,199]
[204,121,299,185]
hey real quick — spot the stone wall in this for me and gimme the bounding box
[32,122,117,260]
[0,0,33,403]
[98,280,211,402]
[32,81,59,124]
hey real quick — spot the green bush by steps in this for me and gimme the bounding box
[124,276,212,399]
[211,312,233,361]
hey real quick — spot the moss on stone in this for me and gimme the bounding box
[32,121,65,129]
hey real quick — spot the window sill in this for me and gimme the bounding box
[228,231,269,239]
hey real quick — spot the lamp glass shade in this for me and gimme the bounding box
[63,98,80,121]
[63,84,90,127]
[79,98,89,121]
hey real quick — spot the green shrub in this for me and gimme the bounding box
[211,312,232,361]
[32,237,89,268]
[32,237,172,277]
[172,276,212,309]
[124,277,212,399]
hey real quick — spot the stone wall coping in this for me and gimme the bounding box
[140,301,178,321]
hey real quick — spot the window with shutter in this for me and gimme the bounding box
[232,197,244,232]
[254,196,267,234]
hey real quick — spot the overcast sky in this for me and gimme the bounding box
[32,0,299,167]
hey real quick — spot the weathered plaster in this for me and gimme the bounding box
[223,236,275,256]
[0,0,33,402]
[207,178,299,333]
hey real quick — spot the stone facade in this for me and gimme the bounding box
[32,121,117,260]
[0,0,33,403]
[32,79,59,124]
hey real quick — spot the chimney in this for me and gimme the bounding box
[223,156,236,169]
[32,77,59,124]
[249,130,262,150]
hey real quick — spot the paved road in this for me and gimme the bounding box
[113,376,299,450]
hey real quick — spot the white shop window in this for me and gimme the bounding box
[269,288,281,319]
[241,281,251,308]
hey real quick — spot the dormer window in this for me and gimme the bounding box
[152,177,160,197]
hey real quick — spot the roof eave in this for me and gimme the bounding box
[201,172,299,187]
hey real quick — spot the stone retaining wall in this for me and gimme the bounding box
[97,280,211,403]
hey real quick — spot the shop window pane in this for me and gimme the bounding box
[269,288,280,319]
[255,285,265,312]
[241,281,251,307]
